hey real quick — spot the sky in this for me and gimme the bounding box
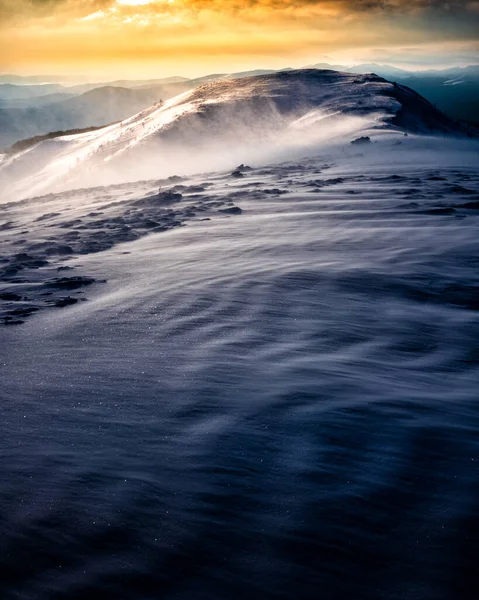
[1,0,479,80]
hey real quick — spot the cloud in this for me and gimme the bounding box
[2,1,478,39]
[1,0,477,76]
[2,0,479,22]
[0,1,111,23]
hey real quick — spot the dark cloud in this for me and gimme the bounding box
[1,0,478,25]
[189,0,478,11]
[185,0,478,11]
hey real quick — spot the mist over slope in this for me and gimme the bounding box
[0,86,171,149]
[0,73,282,146]
[0,83,63,101]
[0,69,476,200]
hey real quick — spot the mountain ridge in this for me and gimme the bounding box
[1,69,477,200]
[1,63,478,149]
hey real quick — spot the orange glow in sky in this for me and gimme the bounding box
[0,1,477,79]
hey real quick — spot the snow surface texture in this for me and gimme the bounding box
[0,69,474,201]
[1,70,479,599]
[1,142,479,599]
[1,137,478,326]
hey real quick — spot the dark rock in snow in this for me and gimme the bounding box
[262,188,288,195]
[44,245,74,256]
[44,276,97,290]
[0,292,22,301]
[35,212,61,222]
[0,222,15,231]
[351,136,371,145]
[7,306,39,318]
[54,297,79,307]
[184,186,206,194]
[1,253,49,279]
[157,191,183,203]
[219,206,243,215]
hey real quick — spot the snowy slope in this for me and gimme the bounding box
[0,69,475,200]
[1,143,479,598]
[1,71,479,598]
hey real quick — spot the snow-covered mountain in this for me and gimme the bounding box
[0,69,476,200]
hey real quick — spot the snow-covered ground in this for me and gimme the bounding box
[1,70,479,598]
[1,137,479,598]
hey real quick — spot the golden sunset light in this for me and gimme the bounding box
[1,1,478,77]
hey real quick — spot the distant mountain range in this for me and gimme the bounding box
[308,63,479,125]
[0,64,478,149]
[0,74,189,87]
[0,84,193,148]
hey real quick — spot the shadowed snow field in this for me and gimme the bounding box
[1,140,479,599]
